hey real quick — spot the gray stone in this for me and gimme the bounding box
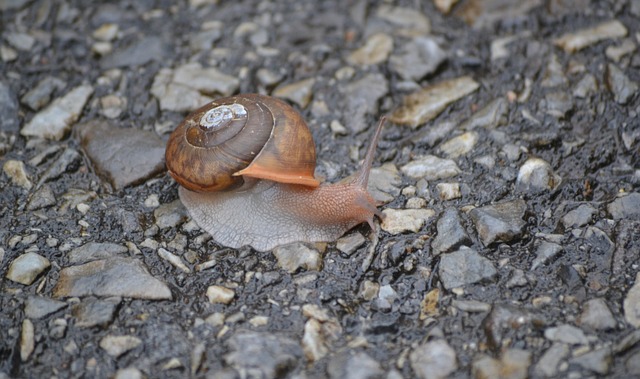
[516,157,561,192]
[206,285,235,304]
[101,36,169,69]
[72,297,120,328]
[375,5,430,36]
[409,339,458,379]
[544,324,588,345]
[7,252,51,285]
[401,155,461,181]
[562,204,597,228]
[540,54,567,88]
[431,208,471,255]
[438,131,478,158]
[273,243,321,273]
[224,332,302,379]
[114,368,143,379]
[375,284,398,311]
[342,73,388,133]
[569,347,612,375]
[469,200,527,246]
[68,242,128,264]
[21,84,94,140]
[336,233,366,255]
[0,81,19,132]
[544,91,573,118]
[150,68,213,112]
[327,351,384,379]
[531,240,563,270]
[533,343,569,378]
[573,73,598,98]
[606,38,637,62]
[436,182,461,200]
[3,160,32,190]
[20,76,66,111]
[172,62,239,97]
[26,184,56,211]
[273,78,315,108]
[158,248,191,273]
[472,349,531,379]
[347,33,393,66]
[4,31,34,51]
[452,299,491,313]
[154,200,188,229]
[389,36,446,80]
[381,208,436,234]
[577,298,616,330]
[35,148,80,188]
[77,120,166,190]
[439,246,497,289]
[626,350,640,375]
[24,296,67,319]
[367,163,401,203]
[607,192,640,220]
[459,98,509,130]
[606,64,638,104]
[624,272,640,328]
[53,257,172,300]
[100,335,142,357]
[20,319,34,361]
[554,20,627,53]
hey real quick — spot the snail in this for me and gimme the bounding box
[165,93,385,252]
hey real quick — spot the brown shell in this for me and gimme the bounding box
[165,94,320,192]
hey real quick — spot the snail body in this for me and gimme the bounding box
[166,93,384,251]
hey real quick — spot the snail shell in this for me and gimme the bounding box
[165,94,320,192]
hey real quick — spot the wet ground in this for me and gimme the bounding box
[1,0,640,378]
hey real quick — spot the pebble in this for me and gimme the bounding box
[347,33,393,66]
[554,20,627,53]
[150,68,213,112]
[72,297,120,328]
[436,182,461,200]
[190,23,223,52]
[389,36,446,80]
[20,319,35,361]
[36,148,80,188]
[409,339,458,379]
[381,208,436,234]
[606,63,638,104]
[0,81,19,132]
[431,208,471,255]
[544,91,573,118]
[92,23,119,41]
[605,38,636,62]
[68,242,128,264]
[341,73,388,133]
[452,299,491,313]
[531,240,563,270]
[438,131,478,158]
[158,248,191,273]
[624,272,640,328]
[173,62,239,97]
[207,285,235,304]
[272,78,315,108]
[100,36,169,69]
[24,296,66,319]
[458,0,540,29]
[577,298,616,330]
[3,160,32,190]
[390,76,480,128]
[6,252,51,285]
[375,5,431,36]
[573,73,598,98]
[469,200,527,246]
[77,120,166,190]
[99,335,142,358]
[367,163,401,203]
[516,157,561,192]
[472,349,531,379]
[401,155,461,181]
[272,243,322,273]
[114,368,143,379]
[544,324,589,345]
[26,184,56,210]
[607,192,640,220]
[439,246,497,289]
[5,31,35,51]
[21,84,94,140]
[99,94,126,118]
[375,284,398,310]
[533,343,569,378]
[434,0,459,14]
[569,346,612,375]
[256,68,283,88]
[336,233,366,255]
[53,257,172,300]
[302,319,328,361]
[224,332,302,379]
[154,200,188,229]
[20,76,66,111]
[360,280,380,301]
[327,351,383,379]
[1,44,18,62]
[406,197,426,209]
[540,54,568,88]
[464,98,509,131]
[561,204,597,228]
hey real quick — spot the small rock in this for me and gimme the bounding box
[73,297,120,328]
[577,298,616,330]
[375,284,398,310]
[154,200,188,229]
[36,148,81,188]
[207,285,235,304]
[573,73,599,98]
[607,192,640,220]
[434,0,459,14]
[406,197,426,209]
[469,200,527,246]
[20,319,34,361]
[53,257,172,300]
[438,131,478,158]
[389,36,446,80]
[68,242,128,264]
[562,204,597,228]
[544,324,589,345]
[24,296,66,319]
[7,252,51,285]
[150,68,212,112]
[92,23,119,41]
[20,76,66,111]
[5,31,35,51]
[409,339,458,379]
[327,351,384,379]
[544,91,573,118]
[21,84,94,140]
[436,182,461,200]
[224,332,302,379]
[390,76,480,128]
[3,160,32,190]
[360,281,380,301]
[483,305,545,350]
[99,335,142,357]
[114,368,143,379]
[341,73,388,133]
[624,272,640,328]
[569,347,612,375]
[302,319,328,362]
[272,242,322,273]
[439,246,497,289]
[157,248,191,273]
[516,157,561,192]
[336,233,366,255]
[376,5,431,36]
[273,78,315,108]
[472,349,531,379]
[554,19,627,53]
[26,185,56,210]
[347,33,393,66]
[368,163,401,203]
[100,94,127,118]
[0,81,19,132]
[101,36,169,69]
[381,208,436,234]
[606,63,638,104]
[605,38,636,62]
[531,240,563,270]
[627,350,640,375]
[540,54,568,88]
[533,343,570,378]
[452,299,491,313]
[401,155,461,181]
[172,62,240,97]
[431,208,471,255]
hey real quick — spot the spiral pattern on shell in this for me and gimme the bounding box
[165,94,320,192]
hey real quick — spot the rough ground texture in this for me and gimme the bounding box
[1,0,640,378]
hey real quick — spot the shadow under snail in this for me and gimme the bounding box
[165,93,385,251]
